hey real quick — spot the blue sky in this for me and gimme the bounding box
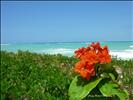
[1,1,133,43]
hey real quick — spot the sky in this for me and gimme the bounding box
[1,1,133,43]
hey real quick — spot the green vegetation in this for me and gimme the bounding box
[1,51,133,100]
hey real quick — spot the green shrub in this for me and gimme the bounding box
[1,51,76,100]
[1,51,133,100]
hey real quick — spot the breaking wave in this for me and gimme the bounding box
[129,45,133,48]
[38,48,133,59]
[39,48,75,56]
[110,49,133,59]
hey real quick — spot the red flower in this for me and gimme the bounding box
[74,47,86,58]
[74,42,111,80]
[75,61,95,80]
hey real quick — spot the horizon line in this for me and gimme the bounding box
[1,40,133,44]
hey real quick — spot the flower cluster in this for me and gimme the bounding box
[74,42,111,80]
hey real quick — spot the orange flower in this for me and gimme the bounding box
[74,60,96,80]
[91,42,100,50]
[74,42,111,80]
[74,47,86,58]
[86,64,95,76]
[74,61,86,72]
[80,70,90,80]
[98,46,111,63]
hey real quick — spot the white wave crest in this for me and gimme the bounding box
[129,45,133,48]
[39,48,133,59]
[40,48,75,55]
[124,49,133,52]
[110,50,133,59]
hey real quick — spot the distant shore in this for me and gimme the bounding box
[1,41,133,59]
[1,50,133,60]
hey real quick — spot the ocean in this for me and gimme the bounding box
[1,41,133,59]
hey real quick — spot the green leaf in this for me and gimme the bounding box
[109,73,115,81]
[68,76,102,100]
[99,82,129,100]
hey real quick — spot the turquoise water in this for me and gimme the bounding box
[1,41,133,59]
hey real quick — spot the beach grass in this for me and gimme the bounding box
[1,50,133,100]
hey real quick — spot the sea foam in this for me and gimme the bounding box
[110,50,133,59]
[129,45,133,48]
[40,48,75,55]
[40,48,133,59]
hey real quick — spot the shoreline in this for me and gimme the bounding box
[1,50,133,60]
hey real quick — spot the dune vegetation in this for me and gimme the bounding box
[1,50,133,100]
